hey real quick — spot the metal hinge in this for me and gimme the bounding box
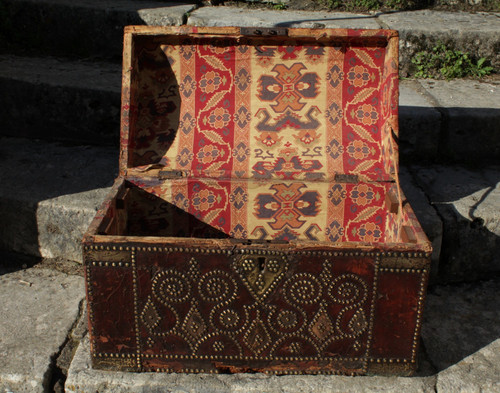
[240,27,288,36]
[334,174,359,183]
[158,170,188,180]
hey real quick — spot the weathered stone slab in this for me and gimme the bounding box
[419,79,500,164]
[137,4,196,26]
[412,165,500,282]
[0,137,117,262]
[37,189,112,262]
[1,0,196,59]
[188,6,381,29]
[0,267,84,393]
[422,277,500,374]
[66,336,436,393]
[0,55,121,144]
[0,55,120,91]
[437,339,500,393]
[399,80,441,162]
[378,11,500,75]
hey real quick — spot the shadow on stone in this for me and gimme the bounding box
[0,137,118,264]
[436,107,500,166]
[422,277,500,372]
[411,165,500,283]
[399,106,500,166]
[399,105,441,164]
[0,249,40,276]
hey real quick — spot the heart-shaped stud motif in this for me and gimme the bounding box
[233,254,288,301]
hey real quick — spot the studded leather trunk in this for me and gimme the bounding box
[83,26,432,376]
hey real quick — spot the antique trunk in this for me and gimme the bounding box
[83,26,432,376]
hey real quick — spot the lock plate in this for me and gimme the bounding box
[233,253,288,301]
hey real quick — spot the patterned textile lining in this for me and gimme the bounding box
[126,179,392,243]
[126,34,397,182]
[122,32,399,243]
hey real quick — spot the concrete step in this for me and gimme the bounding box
[0,258,85,393]
[0,137,117,262]
[65,276,500,392]
[0,0,196,61]
[1,54,499,163]
[0,55,121,145]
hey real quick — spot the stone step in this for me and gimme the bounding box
[417,79,500,164]
[1,54,499,163]
[65,276,500,392]
[0,55,121,145]
[0,137,117,262]
[400,78,500,165]
[1,1,498,74]
[0,0,196,61]
[0,257,85,393]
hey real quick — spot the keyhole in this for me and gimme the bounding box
[257,257,266,273]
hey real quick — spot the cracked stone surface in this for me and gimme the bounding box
[0,267,85,393]
[412,165,500,282]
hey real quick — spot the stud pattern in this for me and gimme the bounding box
[85,244,429,374]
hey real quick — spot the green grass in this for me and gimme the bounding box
[412,42,493,79]
[321,0,429,10]
[346,0,381,10]
[272,1,288,9]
